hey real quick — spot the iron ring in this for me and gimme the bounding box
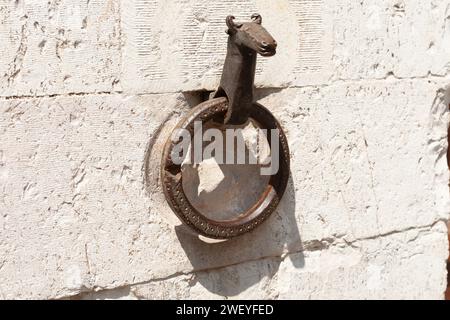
[161,97,290,239]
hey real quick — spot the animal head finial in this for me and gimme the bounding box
[225,14,277,57]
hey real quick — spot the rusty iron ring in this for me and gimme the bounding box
[161,97,290,239]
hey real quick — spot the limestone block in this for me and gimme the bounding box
[103,223,448,300]
[120,0,333,93]
[181,119,272,221]
[257,78,449,241]
[332,0,450,80]
[0,78,447,299]
[0,93,191,298]
[0,0,121,97]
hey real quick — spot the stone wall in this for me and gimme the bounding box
[0,0,449,299]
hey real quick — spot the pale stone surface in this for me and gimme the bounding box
[0,93,191,298]
[117,223,449,300]
[0,1,449,300]
[181,119,271,221]
[0,0,121,97]
[120,0,450,94]
[257,79,450,242]
[121,0,333,93]
[332,0,450,80]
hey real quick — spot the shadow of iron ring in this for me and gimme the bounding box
[175,173,304,297]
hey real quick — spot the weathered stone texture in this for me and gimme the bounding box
[332,0,450,80]
[1,79,448,299]
[0,0,449,300]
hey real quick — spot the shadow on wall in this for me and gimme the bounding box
[175,173,304,297]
